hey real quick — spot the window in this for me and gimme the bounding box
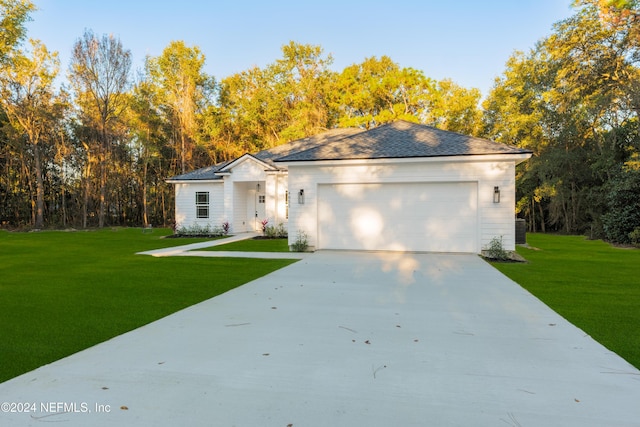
[196,192,209,205]
[258,195,265,203]
[196,191,209,218]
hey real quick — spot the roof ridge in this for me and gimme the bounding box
[388,120,520,148]
[270,127,365,161]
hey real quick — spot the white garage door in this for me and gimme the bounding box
[318,182,478,252]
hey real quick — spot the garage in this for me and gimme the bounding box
[317,181,478,252]
[275,121,532,252]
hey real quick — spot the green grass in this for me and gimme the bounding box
[200,237,290,252]
[492,234,640,369]
[0,228,297,383]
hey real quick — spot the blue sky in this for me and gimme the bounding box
[26,0,574,99]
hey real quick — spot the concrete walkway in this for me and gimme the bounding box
[137,232,309,259]
[1,252,639,426]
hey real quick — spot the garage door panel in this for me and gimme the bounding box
[318,182,477,252]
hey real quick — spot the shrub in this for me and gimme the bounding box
[602,169,640,244]
[484,236,509,261]
[277,223,287,238]
[264,225,276,238]
[264,223,288,239]
[222,221,230,235]
[630,227,640,248]
[175,223,225,237]
[291,230,309,252]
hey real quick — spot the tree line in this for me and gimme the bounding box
[483,0,640,243]
[1,0,639,244]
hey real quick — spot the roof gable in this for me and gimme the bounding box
[274,121,532,162]
[217,153,277,173]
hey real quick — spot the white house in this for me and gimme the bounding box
[167,121,532,253]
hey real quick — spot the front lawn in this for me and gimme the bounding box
[0,228,297,383]
[492,234,640,369]
[200,237,290,252]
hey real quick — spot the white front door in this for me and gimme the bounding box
[246,187,266,232]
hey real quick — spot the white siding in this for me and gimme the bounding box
[479,162,516,250]
[230,159,266,181]
[287,158,517,252]
[224,157,272,233]
[174,182,224,230]
[174,157,284,235]
[265,172,288,226]
[318,182,478,252]
[223,178,234,232]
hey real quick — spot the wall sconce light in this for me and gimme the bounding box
[493,186,501,203]
[256,183,261,192]
[298,189,305,204]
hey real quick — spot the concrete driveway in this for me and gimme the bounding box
[1,252,639,426]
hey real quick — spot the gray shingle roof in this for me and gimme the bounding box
[254,128,362,165]
[167,161,230,182]
[275,120,531,162]
[168,121,530,181]
[167,128,362,181]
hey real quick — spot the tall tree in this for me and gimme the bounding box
[218,65,279,153]
[1,0,35,226]
[331,56,483,133]
[145,41,214,174]
[482,50,553,231]
[425,79,482,135]
[331,56,433,129]
[272,41,334,141]
[129,75,167,227]
[69,29,131,227]
[0,39,62,228]
[483,1,640,237]
[0,0,35,65]
[217,42,335,153]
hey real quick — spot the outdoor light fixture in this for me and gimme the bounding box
[298,189,305,204]
[256,183,261,191]
[493,186,501,203]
